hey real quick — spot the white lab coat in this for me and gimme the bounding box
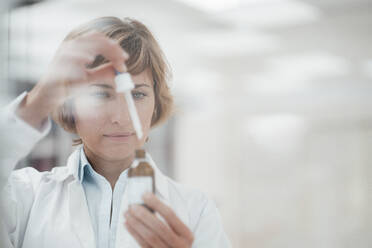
[0,92,231,248]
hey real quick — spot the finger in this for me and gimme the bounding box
[79,32,128,73]
[143,193,193,240]
[58,50,95,66]
[125,211,169,248]
[80,31,129,60]
[86,62,117,83]
[55,59,89,84]
[125,222,151,248]
[129,205,178,247]
[47,51,96,89]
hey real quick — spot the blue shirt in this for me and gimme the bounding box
[79,147,129,248]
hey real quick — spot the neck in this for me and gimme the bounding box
[83,146,134,189]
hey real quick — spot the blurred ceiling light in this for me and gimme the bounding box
[9,4,88,31]
[174,0,240,12]
[219,0,320,28]
[246,52,350,93]
[245,114,306,154]
[185,30,277,56]
[176,0,320,27]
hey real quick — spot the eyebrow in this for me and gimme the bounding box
[134,83,151,89]
[91,84,113,89]
[91,83,151,89]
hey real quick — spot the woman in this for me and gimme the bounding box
[0,17,230,248]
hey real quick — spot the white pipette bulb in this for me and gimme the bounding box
[115,72,143,140]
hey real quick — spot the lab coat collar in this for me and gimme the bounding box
[68,180,96,248]
[67,146,169,201]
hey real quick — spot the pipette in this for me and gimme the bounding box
[115,71,143,140]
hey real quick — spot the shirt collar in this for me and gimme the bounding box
[78,147,89,183]
[69,146,169,200]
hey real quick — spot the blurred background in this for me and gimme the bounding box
[1,0,372,247]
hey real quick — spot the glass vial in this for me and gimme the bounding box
[128,149,155,209]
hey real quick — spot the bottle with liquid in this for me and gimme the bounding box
[128,149,155,209]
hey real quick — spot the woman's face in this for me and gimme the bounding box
[74,70,155,161]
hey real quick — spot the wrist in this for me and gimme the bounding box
[16,87,55,131]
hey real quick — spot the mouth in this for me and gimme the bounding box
[103,132,135,141]
[104,132,134,137]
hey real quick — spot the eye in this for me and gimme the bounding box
[132,91,147,100]
[91,91,111,99]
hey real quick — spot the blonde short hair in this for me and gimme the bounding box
[52,17,173,144]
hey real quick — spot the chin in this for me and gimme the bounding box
[101,144,136,160]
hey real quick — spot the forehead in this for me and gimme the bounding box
[130,70,153,87]
[92,69,153,89]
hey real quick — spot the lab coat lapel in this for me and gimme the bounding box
[149,155,190,227]
[68,181,95,248]
[66,148,96,248]
[115,184,137,248]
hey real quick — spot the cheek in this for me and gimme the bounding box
[75,96,110,121]
[74,100,107,140]
[137,98,155,130]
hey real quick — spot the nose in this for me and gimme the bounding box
[109,93,132,125]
